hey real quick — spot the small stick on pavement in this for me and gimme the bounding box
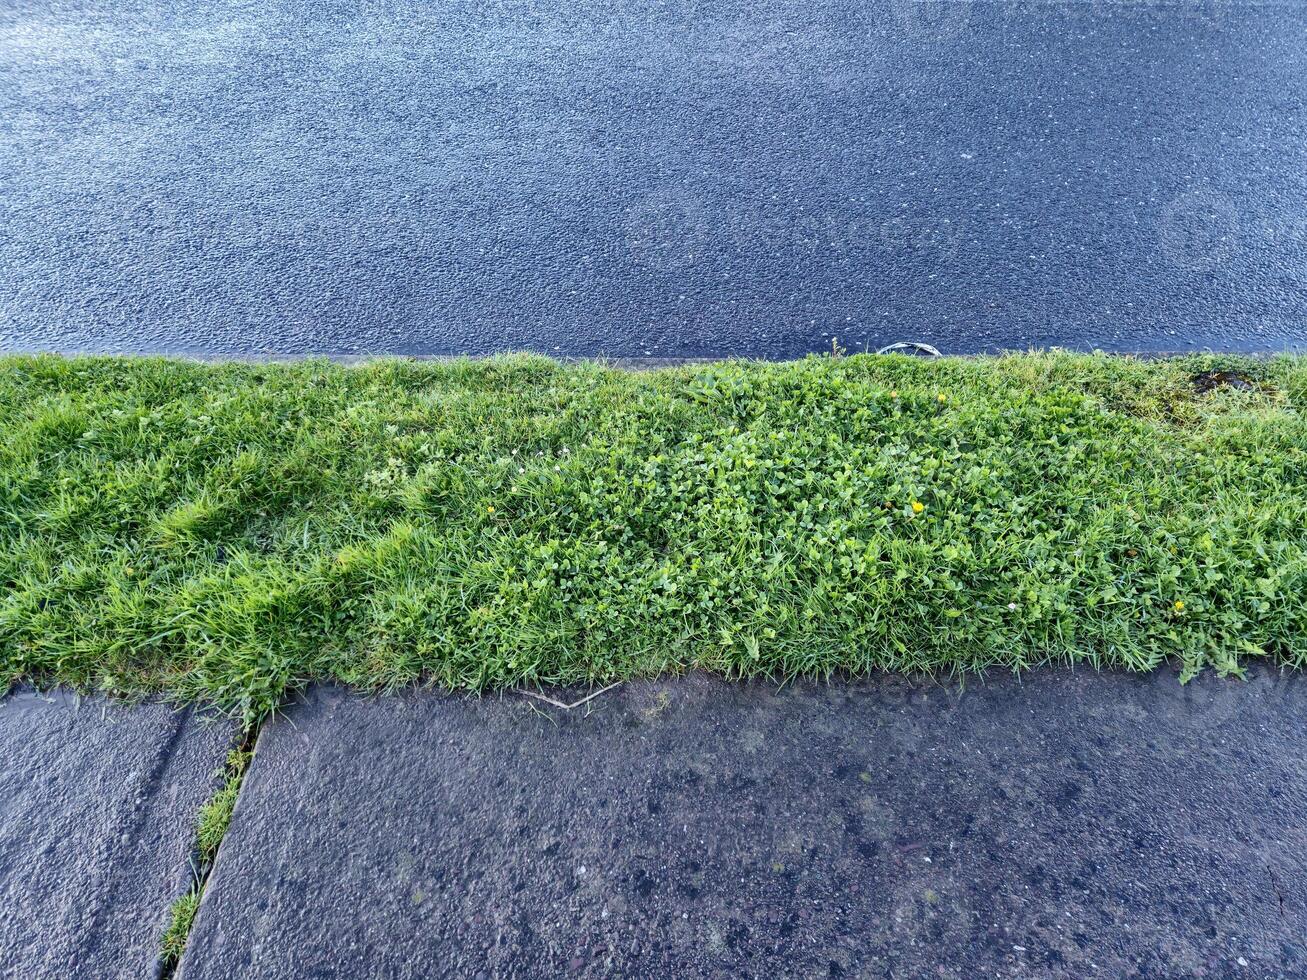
[516,681,622,710]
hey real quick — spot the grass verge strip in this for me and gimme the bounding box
[159,733,256,975]
[2,351,1305,723]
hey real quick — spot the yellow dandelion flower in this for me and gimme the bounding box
[937,393,947,403]
[1173,600,1184,611]
[487,505,496,514]
[911,501,925,514]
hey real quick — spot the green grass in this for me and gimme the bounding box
[159,744,253,969]
[160,889,199,966]
[3,351,1305,723]
[195,746,253,858]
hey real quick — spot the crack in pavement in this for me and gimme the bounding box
[157,720,264,980]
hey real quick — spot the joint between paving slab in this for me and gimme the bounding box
[156,719,264,979]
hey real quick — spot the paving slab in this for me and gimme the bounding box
[183,667,1306,978]
[0,689,235,980]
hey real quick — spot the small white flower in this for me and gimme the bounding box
[1008,602,1018,610]
[554,465,561,471]
[518,467,525,474]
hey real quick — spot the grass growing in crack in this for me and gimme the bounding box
[2,351,1306,723]
[196,747,253,859]
[160,891,199,966]
[158,743,255,971]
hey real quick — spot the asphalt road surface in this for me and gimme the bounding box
[2,1,1306,357]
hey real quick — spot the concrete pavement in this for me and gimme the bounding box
[4,669,1305,976]
[0,690,235,980]
[179,669,1306,978]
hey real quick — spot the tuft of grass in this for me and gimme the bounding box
[158,743,255,971]
[195,747,253,860]
[2,351,1305,722]
[160,890,199,966]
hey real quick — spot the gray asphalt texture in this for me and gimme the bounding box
[0,689,234,980]
[181,669,1306,979]
[3,1,1307,358]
